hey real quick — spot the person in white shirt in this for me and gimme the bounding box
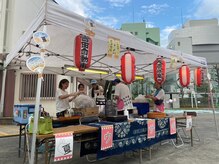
[89,79,104,99]
[78,83,86,95]
[145,82,165,112]
[113,79,133,112]
[56,79,80,117]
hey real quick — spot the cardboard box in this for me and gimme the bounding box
[74,107,99,117]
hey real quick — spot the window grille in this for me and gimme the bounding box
[20,73,56,100]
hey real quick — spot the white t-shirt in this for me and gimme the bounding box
[114,83,133,110]
[56,88,70,113]
[89,85,104,98]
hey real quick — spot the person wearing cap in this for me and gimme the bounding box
[89,79,104,98]
[113,79,133,112]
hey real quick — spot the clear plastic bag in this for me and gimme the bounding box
[74,95,96,108]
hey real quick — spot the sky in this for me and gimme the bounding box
[54,0,219,47]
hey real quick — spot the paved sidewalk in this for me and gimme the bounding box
[0,124,20,137]
[0,113,219,163]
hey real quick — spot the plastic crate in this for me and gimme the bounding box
[13,104,38,124]
[133,102,150,116]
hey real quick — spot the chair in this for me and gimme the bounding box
[177,111,200,145]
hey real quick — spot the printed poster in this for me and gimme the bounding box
[107,37,120,58]
[186,116,192,131]
[147,119,155,139]
[169,117,176,135]
[54,132,73,162]
[101,125,113,150]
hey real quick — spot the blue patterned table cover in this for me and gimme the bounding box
[80,118,176,159]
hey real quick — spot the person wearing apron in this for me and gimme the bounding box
[145,82,165,112]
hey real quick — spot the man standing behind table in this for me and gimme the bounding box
[113,79,133,115]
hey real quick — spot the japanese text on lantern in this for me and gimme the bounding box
[156,58,162,83]
[80,35,89,69]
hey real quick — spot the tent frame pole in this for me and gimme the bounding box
[30,75,42,164]
[0,69,7,117]
[207,68,219,138]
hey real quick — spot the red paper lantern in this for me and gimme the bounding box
[153,57,166,85]
[179,65,190,87]
[194,67,203,87]
[74,34,92,71]
[121,52,136,84]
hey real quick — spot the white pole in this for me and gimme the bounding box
[209,88,219,138]
[194,93,198,109]
[0,69,7,117]
[191,92,193,108]
[30,74,43,164]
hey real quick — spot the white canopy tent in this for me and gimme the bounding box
[2,0,218,163]
[4,1,207,76]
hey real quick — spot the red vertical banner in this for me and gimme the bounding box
[169,117,176,135]
[101,125,114,150]
[147,119,155,139]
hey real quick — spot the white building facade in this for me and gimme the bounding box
[168,18,219,64]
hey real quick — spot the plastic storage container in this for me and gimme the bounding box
[133,102,150,116]
[13,104,38,124]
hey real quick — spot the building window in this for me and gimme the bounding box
[178,42,180,46]
[130,32,133,34]
[20,73,56,100]
[135,32,138,35]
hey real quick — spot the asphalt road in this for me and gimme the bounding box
[0,113,219,164]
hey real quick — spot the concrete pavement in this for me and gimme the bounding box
[0,112,219,163]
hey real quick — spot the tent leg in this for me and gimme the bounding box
[209,89,219,138]
[30,75,42,164]
[0,69,7,117]
[191,93,193,108]
[207,68,219,138]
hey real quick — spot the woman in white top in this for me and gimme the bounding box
[89,79,104,99]
[56,79,79,118]
[145,82,165,112]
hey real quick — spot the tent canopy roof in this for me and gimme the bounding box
[5,0,208,80]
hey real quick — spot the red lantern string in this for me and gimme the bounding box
[121,52,136,84]
[74,34,92,71]
[153,57,166,85]
[179,65,190,87]
[194,67,203,87]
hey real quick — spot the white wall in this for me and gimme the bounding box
[169,26,219,46]
[169,37,193,55]
[0,0,8,52]
[3,0,45,53]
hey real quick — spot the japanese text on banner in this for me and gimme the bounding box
[170,117,176,135]
[147,119,155,139]
[186,116,192,131]
[101,125,114,150]
[107,37,120,58]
